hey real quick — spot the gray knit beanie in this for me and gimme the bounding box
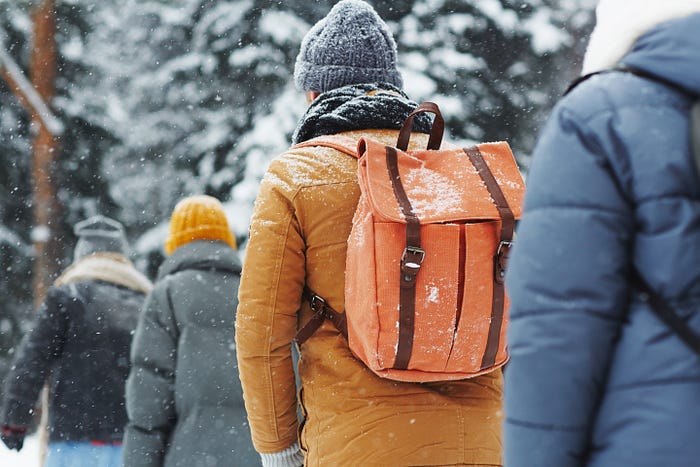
[73,215,129,262]
[294,0,403,93]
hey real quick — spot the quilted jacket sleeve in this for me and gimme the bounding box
[235,156,306,454]
[122,281,178,467]
[503,103,634,467]
[1,287,69,427]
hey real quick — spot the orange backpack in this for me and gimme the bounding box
[294,102,525,382]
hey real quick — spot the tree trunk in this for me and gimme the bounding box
[30,2,59,466]
[30,0,60,309]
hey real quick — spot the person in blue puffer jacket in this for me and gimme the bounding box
[504,1,700,466]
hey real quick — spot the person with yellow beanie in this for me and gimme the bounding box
[163,195,237,255]
[122,195,256,466]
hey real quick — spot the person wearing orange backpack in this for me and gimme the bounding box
[504,1,700,466]
[234,1,504,466]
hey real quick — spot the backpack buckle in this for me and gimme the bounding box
[308,294,336,321]
[308,294,327,313]
[401,246,425,283]
[496,240,512,257]
[495,241,513,283]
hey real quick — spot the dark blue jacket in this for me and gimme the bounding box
[1,281,145,442]
[504,14,700,467]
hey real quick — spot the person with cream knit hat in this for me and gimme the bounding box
[504,1,700,466]
[0,215,151,467]
[123,195,254,466]
[235,1,503,466]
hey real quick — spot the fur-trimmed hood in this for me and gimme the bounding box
[582,3,700,95]
[54,252,152,294]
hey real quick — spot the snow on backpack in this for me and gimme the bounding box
[293,102,525,382]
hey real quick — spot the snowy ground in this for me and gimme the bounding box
[0,434,40,466]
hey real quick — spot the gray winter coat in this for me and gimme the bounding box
[122,240,255,467]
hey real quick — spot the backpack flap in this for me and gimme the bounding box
[356,137,524,223]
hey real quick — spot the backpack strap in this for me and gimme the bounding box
[385,145,423,370]
[617,65,696,96]
[565,66,696,96]
[386,102,444,370]
[691,101,700,176]
[565,66,700,175]
[604,69,700,354]
[463,146,515,369]
[289,135,358,345]
[563,72,594,96]
[291,134,359,158]
[632,269,700,357]
[294,287,347,345]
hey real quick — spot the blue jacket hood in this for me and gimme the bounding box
[623,13,700,95]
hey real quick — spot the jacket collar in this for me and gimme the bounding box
[158,240,241,279]
[54,252,153,294]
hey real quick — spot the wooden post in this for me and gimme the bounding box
[29,2,59,465]
[29,0,60,309]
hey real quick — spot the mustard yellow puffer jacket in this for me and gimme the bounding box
[235,129,503,466]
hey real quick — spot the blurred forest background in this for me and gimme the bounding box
[0,0,595,387]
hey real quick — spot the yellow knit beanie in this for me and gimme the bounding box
[164,195,237,255]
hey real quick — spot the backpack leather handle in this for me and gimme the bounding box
[397,102,444,151]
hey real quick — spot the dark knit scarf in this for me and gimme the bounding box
[292,82,433,144]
